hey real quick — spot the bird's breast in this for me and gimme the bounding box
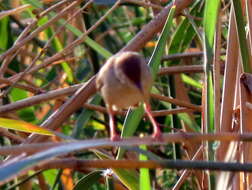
[97,56,152,111]
[101,78,146,110]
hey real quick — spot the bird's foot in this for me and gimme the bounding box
[110,134,121,141]
[151,130,163,141]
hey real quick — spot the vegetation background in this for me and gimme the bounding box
[0,0,252,189]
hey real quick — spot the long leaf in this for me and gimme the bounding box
[139,144,151,190]
[232,0,251,73]
[203,0,220,132]
[203,0,221,188]
[73,170,103,190]
[0,118,54,136]
[96,151,139,190]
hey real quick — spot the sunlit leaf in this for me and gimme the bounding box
[0,118,54,136]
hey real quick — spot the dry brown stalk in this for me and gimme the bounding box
[0,84,81,114]
[124,0,162,10]
[151,93,201,111]
[3,63,203,93]
[162,51,204,60]
[158,65,203,75]
[0,77,42,94]
[0,85,198,115]
[83,103,194,116]
[0,128,24,143]
[217,8,239,161]
[36,158,252,172]
[1,132,252,156]
[4,157,252,186]
[39,0,78,18]
[0,4,32,19]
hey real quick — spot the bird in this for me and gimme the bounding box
[96,51,161,141]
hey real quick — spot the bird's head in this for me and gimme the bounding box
[114,52,144,93]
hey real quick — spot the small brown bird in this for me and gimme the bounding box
[96,51,161,141]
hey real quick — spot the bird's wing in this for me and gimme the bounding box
[96,74,104,91]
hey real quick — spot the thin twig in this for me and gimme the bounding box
[0,83,199,114]
[158,65,203,75]
[0,84,81,114]
[83,103,194,116]
[1,132,252,156]
[124,0,162,10]
[0,77,42,94]
[162,51,204,60]
[172,145,203,190]
[0,4,31,19]
[151,93,201,111]
[39,158,252,172]
[0,0,82,62]
[0,20,35,76]
[0,128,24,143]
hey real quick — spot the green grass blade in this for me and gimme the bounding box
[204,0,220,50]
[148,5,176,79]
[73,94,102,138]
[139,144,151,190]
[231,0,251,73]
[116,106,144,159]
[169,1,203,55]
[106,175,115,190]
[96,151,139,190]
[0,17,9,53]
[73,170,103,190]
[203,0,220,132]
[181,74,203,90]
[10,88,35,121]
[203,0,221,188]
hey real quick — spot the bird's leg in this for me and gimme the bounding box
[144,102,162,140]
[108,108,121,141]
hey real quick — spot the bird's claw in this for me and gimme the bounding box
[110,134,121,141]
[151,130,163,141]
